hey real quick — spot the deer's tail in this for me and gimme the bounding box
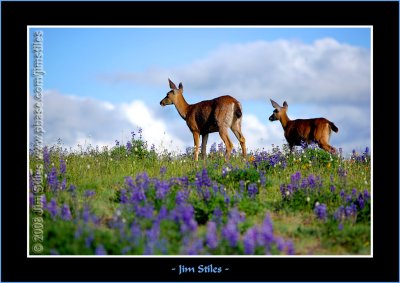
[329,122,339,133]
[234,102,243,119]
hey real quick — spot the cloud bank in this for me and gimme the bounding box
[29,38,371,155]
[100,38,370,105]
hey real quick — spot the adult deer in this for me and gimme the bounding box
[269,99,339,153]
[160,79,247,161]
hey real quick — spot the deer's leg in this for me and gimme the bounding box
[201,134,209,160]
[219,128,233,160]
[319,142,335,153]
[193,131,200,161]
[318,126,335,153]
[231,120,246,158]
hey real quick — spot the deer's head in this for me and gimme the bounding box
[269,99,288,122]
[160,79,183,106]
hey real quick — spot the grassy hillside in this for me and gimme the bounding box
[29,130,371,255]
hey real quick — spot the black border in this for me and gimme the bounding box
[2,1,399,282]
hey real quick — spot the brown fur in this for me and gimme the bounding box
[269,99,338,153]
[160,79,246,161]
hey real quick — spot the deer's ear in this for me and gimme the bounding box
[178,82,183,90]
[168,78,177,90]
[270,99,281,110]
[283,101,288,108]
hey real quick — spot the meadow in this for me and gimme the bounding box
[29,129,371,256]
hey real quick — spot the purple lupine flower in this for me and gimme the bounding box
[146,221,160,242]
[115,140,120,146]
[135,172,150,191]
[308,174,316,189]
[364,189,370,199]
[300,140,308,149]
[202,187,211,201]
[83,205,90,223]
[351,188,358,197]
[340,190,346,199]
[47,198,58,219]
[138,127,143,138]
[38,194,46,209]
[243,227,258,254]
[280,184,289,199]
[222,219,239,247]
[159,166,167,176]
[212,208,223,224]
[314,203,327,221]
[218,142,225,154]
[184,237,204,255]
[228,207,242,225]
[291,171,301,188]
[357,193,365,209]
[43,146,50,171]
[61,204,72,221]
[259,214,274,247]
[212,182,220,194]
[175,190,188,205]
[239,180,245,194]
[224,195,230,206]
[247,183,258,198]
[95,244,107,255]
[300,177,309,189]
[210,142,217,154]
[196,168,212,188]
[59,157,66,175]
[29,193,34,207]
[126,141,132,152]
[120,189,128,204]
[125,176,146,203]
[180,205,197,233]
[130,221,142,245]
[285,240,295,255]
[334,206,345,221]
[338,223,344,231]
[61,178,66,190]
[68,184,76,193]
[172,204,197,233]
[85,233,94,248]
[178,176,189,189]
[206,221,219,250]
[84,190,96,198]
[274,237,285,253]
[330,185,336,193]
[338,167,347,178]
[158,206,168,221]
[155,180,169,200]
[136,204,154,219]
[345,194,353,204]
[47,167,58,191]
[156,238,168,255]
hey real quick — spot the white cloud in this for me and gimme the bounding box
[120,100,186,152]
[100,38,370,106]
[241,114,285,152]
[28,90,186,153]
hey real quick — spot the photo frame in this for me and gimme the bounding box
[2,1,399,282]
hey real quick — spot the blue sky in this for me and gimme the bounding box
[28,27,371,156]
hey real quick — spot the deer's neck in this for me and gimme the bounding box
[174,94,190,120]
[279,113,291,130]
